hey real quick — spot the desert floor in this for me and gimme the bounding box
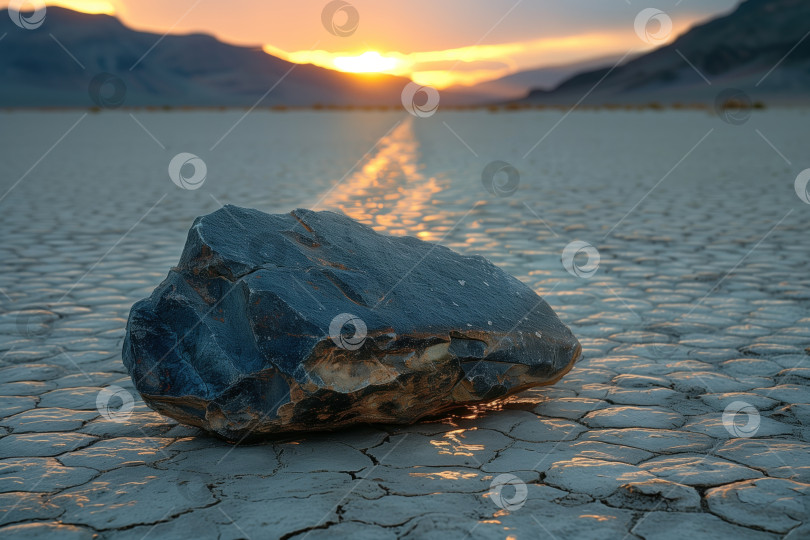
[0,109,808,539]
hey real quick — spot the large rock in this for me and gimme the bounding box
[122,207,580,439]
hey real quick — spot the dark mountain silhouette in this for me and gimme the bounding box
[0,7,420,107]
[454,53,637,101]
[521,0,810,105]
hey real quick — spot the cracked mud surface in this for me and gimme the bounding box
[0,110,809,538]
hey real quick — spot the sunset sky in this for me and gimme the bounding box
[6,0,739,88]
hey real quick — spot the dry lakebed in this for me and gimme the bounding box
[0,109,808,539]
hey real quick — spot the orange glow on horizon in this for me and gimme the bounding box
[333,51,401,73]
[45,0,116,15]
[265,20,699,89]
[266,34,629,89]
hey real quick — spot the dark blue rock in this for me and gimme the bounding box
[123,206,581,439]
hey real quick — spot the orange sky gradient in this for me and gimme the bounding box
[5,0,739,88]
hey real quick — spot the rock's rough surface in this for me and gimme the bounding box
[123,207,581,439]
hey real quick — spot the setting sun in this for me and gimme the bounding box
[46,0,116,15]
[333,51,400,74]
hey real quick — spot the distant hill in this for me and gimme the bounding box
[521,0,810,105]
[0,7,420,107]
[452,54,637,101]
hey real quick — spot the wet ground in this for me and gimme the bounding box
[0,109,808,538]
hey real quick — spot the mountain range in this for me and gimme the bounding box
[1,1,807,107]
[0,7,416,107]
[450,53,637,102]
[521,0,810,105]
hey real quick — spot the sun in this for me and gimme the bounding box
[332,51,400,74]
[46,0,116,15]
